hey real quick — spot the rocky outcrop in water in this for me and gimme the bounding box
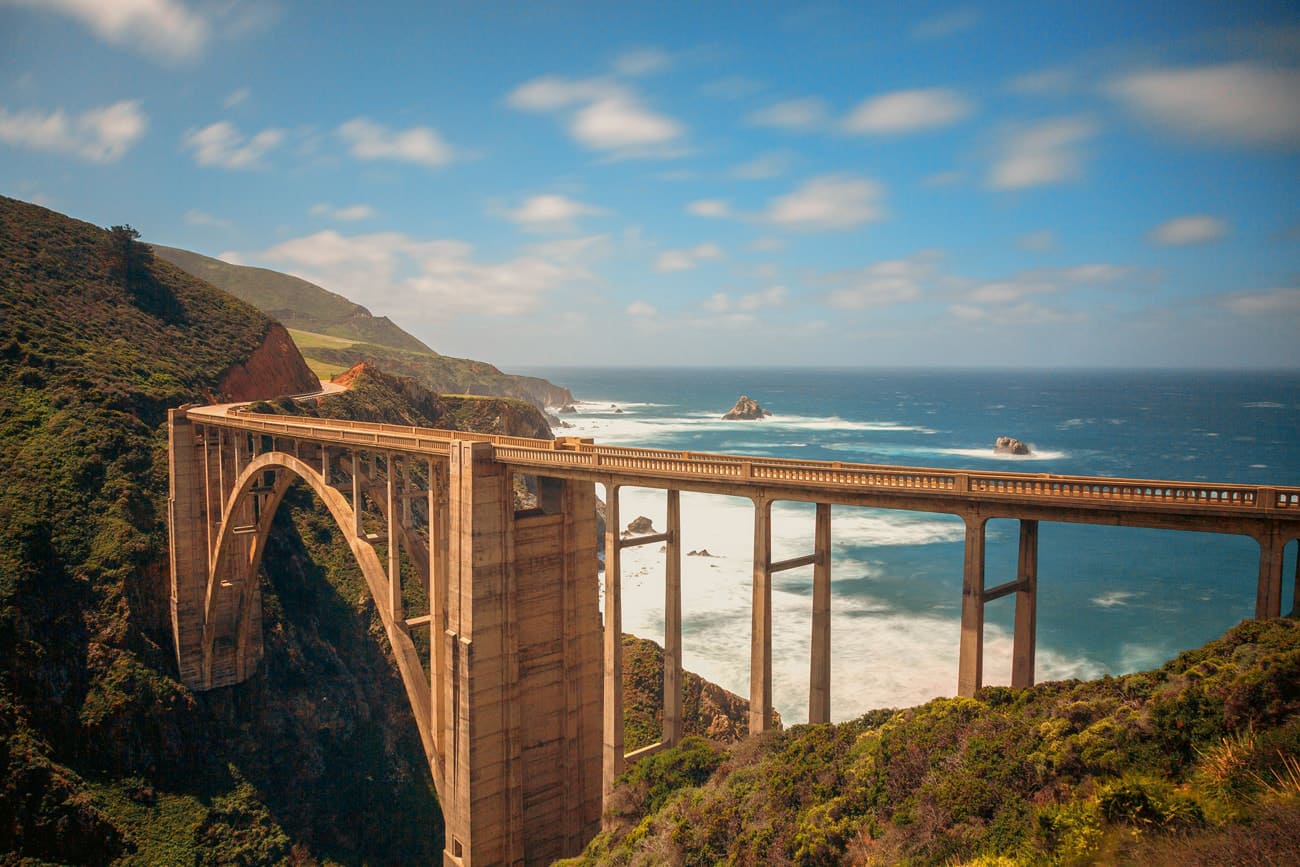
[722,395,771,420]
[994,436,1032,455]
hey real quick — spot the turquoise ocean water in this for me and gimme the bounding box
[520,368,1300,723]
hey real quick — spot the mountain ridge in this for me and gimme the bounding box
[151,244,575,409]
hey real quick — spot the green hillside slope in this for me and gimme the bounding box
[578,617,1300,866]
[152,244,575,409]
[151,244,431,353]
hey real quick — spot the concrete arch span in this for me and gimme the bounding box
[202,450,441,789]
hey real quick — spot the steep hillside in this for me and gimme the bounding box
[577,617,1300,866]
[0,198,440,864]
[152,244,575,409]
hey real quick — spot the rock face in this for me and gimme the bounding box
[621,635,780,751]
[217,322,320,402]
[994,436,1032,456]
[625,516,656,535]
[722,395,771,420]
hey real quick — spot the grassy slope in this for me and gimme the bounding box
[151,245,431,353]
[152,245,575,408]
[578,617,1300,866]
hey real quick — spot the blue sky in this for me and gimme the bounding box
[2,1,1298,368]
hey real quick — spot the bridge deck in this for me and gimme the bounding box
[187,404,1300,530]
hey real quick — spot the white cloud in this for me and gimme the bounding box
[507,75,684,158]
[223,87,250,109]
[626,300,658,317]
[686,199,731,218]
[843,88,973,135]
[704,285,787,313]
[912,8,979,40]
[747,97,828,131]
[1219,287,1300,316]
[1110,63,1300,148]
[655,243,722,272]
[988,116,1096,190]
[0,100,146,163]
[764,174,886,231]
[1147,215,1228,246]
[950,301,1078,325]
[184,120,284,169]
[729,151,791,180]
[243,230,590,319]
[336,117,454,168]
[1018,229,1057,251]
[7,0,208,63]
[613,48,671,76]
[502,194,606,232]
[184,209,232,229]
[825,252,939,309]
[310,202,377,222]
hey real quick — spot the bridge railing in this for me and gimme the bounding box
[193,407,1300,516]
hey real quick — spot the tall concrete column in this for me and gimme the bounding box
[957,515,987,697]
[443,440,521,866]
[750,497,773,734]
[602,484,624,804]
[663,489,683,745]
[168,410,208,688]
[1256,526,1286,619]
[1011,519,1038,689]
[809,503,832,724]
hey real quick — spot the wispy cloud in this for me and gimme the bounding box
[764,174,886,231]
[310,202,377,222]
[1218,287,1300,316]
[1147,215,1228,246]
[507,75,684,158]
[655,243,722,272]
[824,252,939,309]
[626,300,658,317]
[613,47,671,76]
[184,209,232,229]
[0,100,146,163]
[223,87,250,109]
[239,230,592,319]
[843,88,974,135]
[912,8,979,40]
[988,116,1096,190]
[1110,63,1300,148]
[336,117,455,168]
[747,97,829,131]
[686,199,731,218]
[729,150,791,180]
[501,194,606,233]
[6,0,208,63]
[704,285,787,313]
[184,120,284,169]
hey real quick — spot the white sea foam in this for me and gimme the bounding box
[1091,590,1139,608]
[825,442,1069,463]
[603,486,1103,723]
[559,405,936,445]
[1242,401,1284,409]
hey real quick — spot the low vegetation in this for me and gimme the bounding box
[575,617,1300,865]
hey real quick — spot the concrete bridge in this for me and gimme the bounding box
[167,401,1300,865]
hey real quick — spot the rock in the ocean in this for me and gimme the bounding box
[559,404,577,414]
[722,394,771,420]
[994,436,1031,455]
[625,515,656,535]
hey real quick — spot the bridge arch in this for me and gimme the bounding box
[204,450,440,782]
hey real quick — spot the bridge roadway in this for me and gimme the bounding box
[173,402,1300,866]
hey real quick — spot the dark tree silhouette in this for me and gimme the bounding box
[104,224,153,289]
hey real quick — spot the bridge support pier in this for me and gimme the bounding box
[751,498,774,734]
[958,517,1040,697]
[1256,526,1290,619]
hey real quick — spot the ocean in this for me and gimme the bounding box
[519,367,1300,724]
